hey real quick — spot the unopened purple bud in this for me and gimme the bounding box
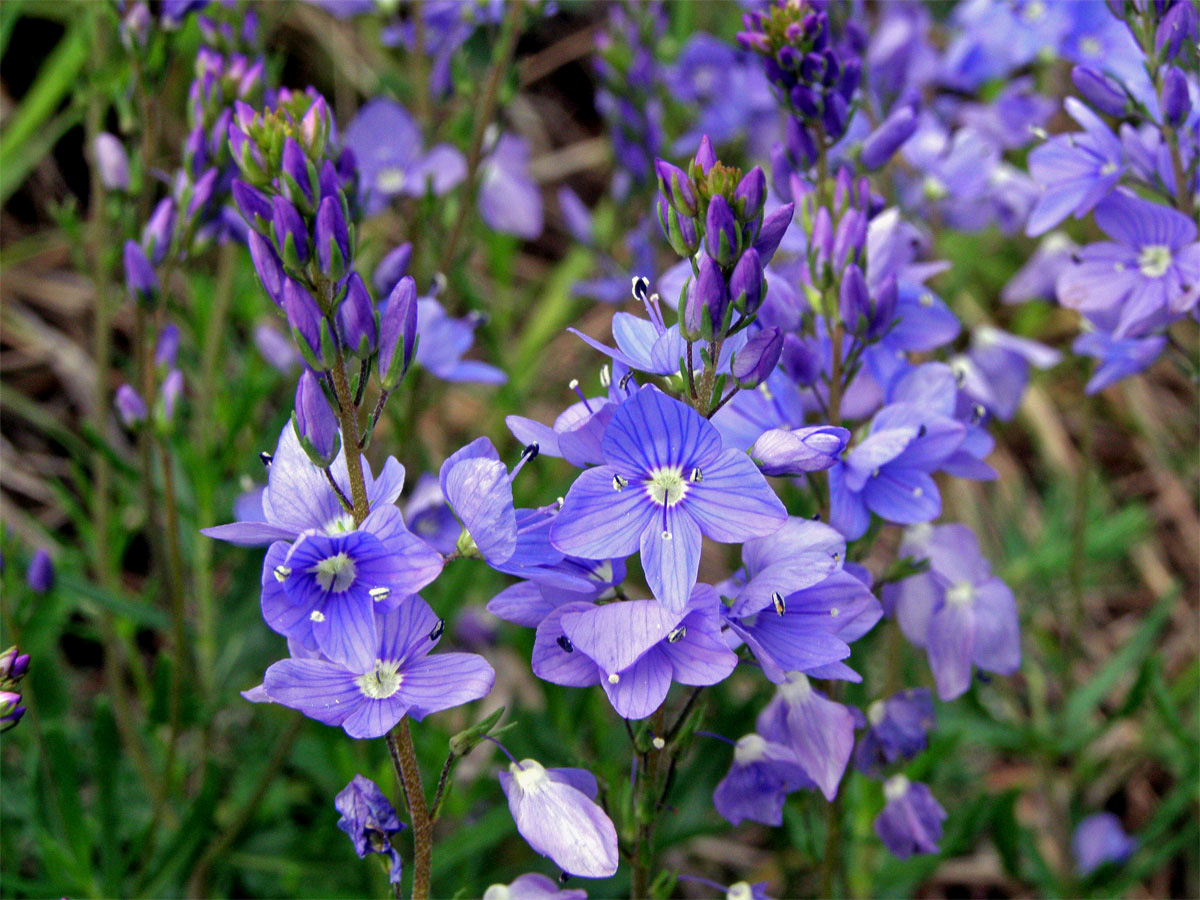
[232,180,272,235]
[94,133,130,191]
[839,58,861,101]
[185,166,218,222]
[705,195,739,267]
[155,323,180,369]
[293,369,341,467]
[318,160,341,204]
[158,369,184,423]
[300,95,329,154]
[0,647,21,680]
[734,167,767,224]
[693,253,730,340]
[785,116,816,170]
[142,198,176,265]
[781,333,820,386]
[754,203,794,266]
[26,549,53,594]
[1071,66,1128,117]
[282,136,316,208]
[732,326,783,388]
[254,324,301,373]
[822,92,849,139]
[0,690,24,725]
[248,231,286,308]
[373,243,413,298]
[869,275,898,339]
[338,272,377,358]
[861,105,918,171]
[378,276,419,391]
[1162,66,1191,127]
[810,206,833,273]
[838,264,871,331]
[657,198,700,258]
[184,125,208,178]
[1156,1,1197,61]
[272,196,309,267]
[115,384,148,427]
[790,84,820,118]
[751,424,850,475]
[655,160,698,216]
[832,207,866,268]
[233,100,256,131]
[284,280,327,369]
[729,247,765,314]
[239,58,264,97]
[228,124,267,182]
[695,135,717,175]
[124,240,159,305]
[315,195,351,280]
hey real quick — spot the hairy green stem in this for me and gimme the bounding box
[388,721,433,900]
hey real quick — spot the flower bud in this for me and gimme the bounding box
[832,207,866,268]
[694,135,717,175]
[124,240,158,306]
[271,196,309,269]
[378,276,419,391]
[733,166,767,225]
[1162,66,1191,127]
[315,194,351,280]
[115,384,148,427]
[0,647,30,682]
[300,95,331,156]
[781,333,820,386]
[860,105,918,171]
[705,195,739,267]
[0,691,24,730]
[292,369,341,468]
[228,124,268,184]
[142,198,176,265]
[751,424,850,475]
[156,368,184,426]
[810,206,833,276]
[1156,1,1197,61]
[657,198,700,258]
[729,247,765,315]
[281,136,317,210]
[155,323,180,369]
[838,264,871,331]
[732,326,783,388]
[94,133,130,191]
[248,230,286,308]
[692,254,730,340]
[869,274,898,339]
[785,116,817,170]
[26,549,53,594]
[1070,66,1128,118]
[185,166,218,223]
[822,93,849,139]
[232,180,272,235]
[753,203,794,266]
[338,273,377,358]
[655,160,698,217]
[284,279,329,370]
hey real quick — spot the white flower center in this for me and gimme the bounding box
[734,734,768,764]
[312,552,357,592]
[511,759,549,791]
[946,580,975,607]
[646,466,688,506]
[922,175,948,202]
[325,513,357,534]
[884,774,910,801]
[727,882,753,900]
[867,699,887,726]
[1080,36,1102,57]
[1138,244,1172,278]
[482,886,510,900]
[376,167,406,194]
[356,660,403,699]
[1099,161,1118,176]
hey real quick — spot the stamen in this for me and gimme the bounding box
[259,451,273,468]
[631,276,650,303]
[568,378,594,412]
[310,610,325,622]
[917,424,927,438]
[613,474,628,491]
[606,672,620,684]
[429,619,445,641]
[772,591,786,615]
[599,364,611,388]
[652,736,665,750]
[689,467,703,482]
[619,371,635,391]
[667,625,687,643]
[557,635,574,653]
[369,587,390,602]
[832,552,840,562]
[273,564,292,582]
[510,443,539,480]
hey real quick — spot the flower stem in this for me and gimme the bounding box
[387,721,433,900]
[328,348,370,524]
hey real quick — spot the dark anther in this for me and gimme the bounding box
[429,619,445,641]
[259,451,273,468]
[631,276,650,302]
[522,442,540,461]
[772,591,786,615]
[557,635,574,653]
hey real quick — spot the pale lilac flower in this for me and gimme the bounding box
[853,688,935,776]
[478,134,543,239]
[482,874,587,900]
[499,758,618,878]
[1073,331,1167,393]
[875,775,946,858]
[756,673,855,801]
[713,733,813,826]
[1074,812,1137,875]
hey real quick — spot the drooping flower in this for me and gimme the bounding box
[853,688,936,776]
[335,774,405,884]
[482,873,587,900]
[885,523,1020,700]
[1073,812,1137,876]
[260,598,494,739]
[411,298,507,385]
[499,758,618,878]
[713,733,813,826]
[874,775,946,858]
[551,386,786,612]
[531,585,738,720]
[1072,331,1168,394]
[756,673,855,801]
[478,133,543,239]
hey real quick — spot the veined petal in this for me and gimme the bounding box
[445,457,517,564]
[640,509,702,614]
[601,647,674,720]
[262,658,362,726]
[561,599,679,675]
[601,386,723,475]
[551,466,655,559]
[396,653,495,719]
[685,449,786,542]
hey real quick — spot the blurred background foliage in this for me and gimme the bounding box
[0,1,1197,898]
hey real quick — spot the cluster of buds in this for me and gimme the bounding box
[594,1,666,193]
[114,325,185,433]
[738,0,861,167]
[231,89,418,469]
[0,646,30,733]
[795,168,896,341]
[656,137,792,350]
